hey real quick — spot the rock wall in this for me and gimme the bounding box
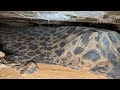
[0,11,120,30]
[0,11,120,24]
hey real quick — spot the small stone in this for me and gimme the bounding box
[20,61,39,74]
[0,51,5,58]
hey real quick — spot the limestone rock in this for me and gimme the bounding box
[0,51,5,58]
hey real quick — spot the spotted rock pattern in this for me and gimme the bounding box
[0,26,120,78]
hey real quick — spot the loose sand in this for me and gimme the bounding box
[0,63,107,79]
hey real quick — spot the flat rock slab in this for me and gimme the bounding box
[0,11,120,27]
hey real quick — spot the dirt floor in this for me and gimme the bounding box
[0,63,107,79]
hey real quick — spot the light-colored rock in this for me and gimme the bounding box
[1,11,120,30]
[0,51,5,58]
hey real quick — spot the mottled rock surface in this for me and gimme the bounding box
[0,51,5,58]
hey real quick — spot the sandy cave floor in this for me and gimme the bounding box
[0,63,107,79]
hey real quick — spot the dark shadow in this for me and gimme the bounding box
[0,43,14,56]
[0,20,120,34]
[40,22,120,34]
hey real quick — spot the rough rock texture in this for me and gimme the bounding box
[0,11,120,30]
[0,26,120,78]
[0,11,120,79]
[0,51,5,58]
